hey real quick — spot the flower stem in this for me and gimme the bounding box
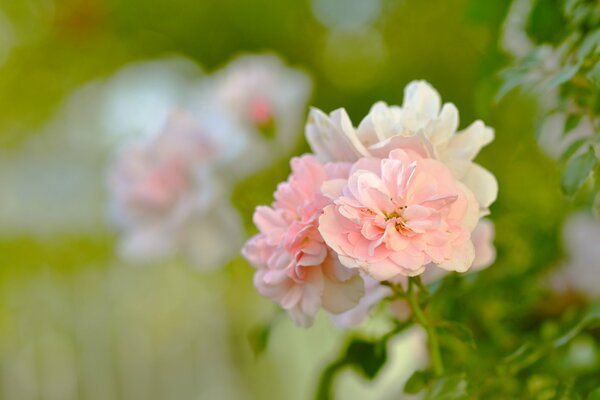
[407,277,444,377]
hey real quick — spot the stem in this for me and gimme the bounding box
[314,359,345,400]
[407,277,444,376]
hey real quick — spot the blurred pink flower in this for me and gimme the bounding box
[242,155,364,327]
[109,111,243,269]
[306,80,497,213]
[319,148,479,281]
[216,54,311,150]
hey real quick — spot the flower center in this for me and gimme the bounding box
[383,206,410,232]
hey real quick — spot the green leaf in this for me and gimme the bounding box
[345,338,387,379]
[564,114,582,135]
[404,369,433,394]
[588,387,600,400]
[547,64,581,89]
[526,0,567,44]
[561,147,597,195]
[587,61,600,87]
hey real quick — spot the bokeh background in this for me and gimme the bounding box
[0,0,595,399]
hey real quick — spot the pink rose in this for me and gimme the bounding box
[319,149,479,281]
[242,155,364,327]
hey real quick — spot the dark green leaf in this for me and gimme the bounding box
[345,338,387,380]
[561,147,597,195]
[526,0,567,44]
[564,114,582,135]
[404,369,433,394]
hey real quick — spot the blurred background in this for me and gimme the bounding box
[0,0,596,399]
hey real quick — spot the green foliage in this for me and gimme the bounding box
[561,146,597,195]
[500,0,600,201]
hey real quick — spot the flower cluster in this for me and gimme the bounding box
[243,80,498,327]
[108,55,311,268]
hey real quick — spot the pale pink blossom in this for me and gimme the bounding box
[306,80,497,213]
[109,111,243,269]
[319,149,479,281]
[242,155,364,327]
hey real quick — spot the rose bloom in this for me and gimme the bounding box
[319,148,480,281]
[333,219,496,328]
[242,155,364,327]
[109,111,243,269]
[306,80,497,213]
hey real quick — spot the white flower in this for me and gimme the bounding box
[108,111,243,270]
[306,80,498,212]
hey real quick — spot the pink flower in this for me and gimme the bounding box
[319,149,479,281]
[242,155,364,327]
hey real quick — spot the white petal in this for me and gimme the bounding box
[305,107,367,162]
[445,120,494,161]
[462,164,498,210]
[403,80,441,117]
[428,103,459,146]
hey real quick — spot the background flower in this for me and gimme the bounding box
[212,54,312,176]
[109,111,243,270]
